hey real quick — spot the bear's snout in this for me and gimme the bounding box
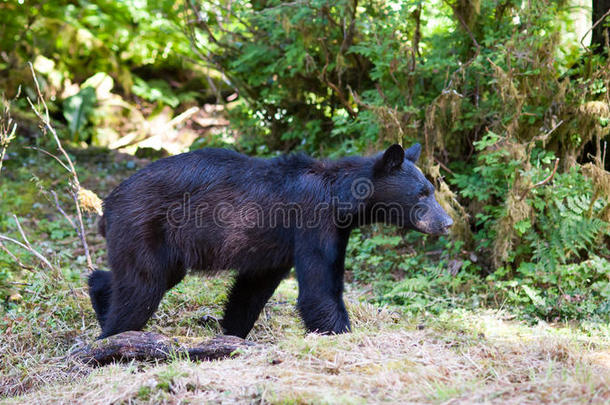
[439,217,454,235]
[428,212,453,235]
[410,198,454,236]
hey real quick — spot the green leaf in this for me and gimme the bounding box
[132,77,180,107]
[62,86,97,142]
[522,285,545,307]
[514,219,531,236]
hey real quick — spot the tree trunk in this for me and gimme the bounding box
[592,0,610,54]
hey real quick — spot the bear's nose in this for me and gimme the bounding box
[442,217,454,234]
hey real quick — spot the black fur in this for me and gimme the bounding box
[89,144,452,339]
[88,269,113,329]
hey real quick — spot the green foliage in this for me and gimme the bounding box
[450,132,610,320]
[63,86,97,142]
[184,0,426,154]
[1,0,193,92]
[528,174,608,269]
[346,228,404,284]
[491,256,610,321]
[132,77,180,108]
[0,0,211,145]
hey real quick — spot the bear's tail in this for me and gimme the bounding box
[88,269,112,329]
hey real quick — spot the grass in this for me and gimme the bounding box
[1,274,609,404]
[0,143,609,404]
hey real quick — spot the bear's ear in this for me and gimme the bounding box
[404,143,422,163]
[374,144,404,174]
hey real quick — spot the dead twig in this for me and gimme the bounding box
[1,215,85,321]
[519,158,560,201]
[26,63,79,184]
[26,62,94,272]
[51,191,78,232]
[0,234,56,272]
[71,190,93,268]
[531,120,564,144]
[1,215,56,278]
[435,157,455,175]
[580,8,610,49]
[0,242,34,272]
[25,146,71,172]
[0,98,18,175]
[319,41,358,119]
[12,214,32,249]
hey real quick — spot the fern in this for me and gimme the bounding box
[532,214,607,270]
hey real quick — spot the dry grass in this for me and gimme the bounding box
[1,278,609,405]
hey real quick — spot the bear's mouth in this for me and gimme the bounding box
[414,220,453,236]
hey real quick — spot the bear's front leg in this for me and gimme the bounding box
[294,231,351,334]
[221,268,290,338]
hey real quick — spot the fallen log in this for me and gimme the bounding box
[72,331,253,366]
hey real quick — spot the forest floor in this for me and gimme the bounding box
[1,276,609,404]
[0,141,609,404]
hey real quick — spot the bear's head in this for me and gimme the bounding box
[369,143,453,235]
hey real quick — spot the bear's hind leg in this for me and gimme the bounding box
[221,268,289,338]
[88,269,113,329]
[99,263,186,339]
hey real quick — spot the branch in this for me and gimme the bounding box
[0,234,56,272]
[531,120,564,143]
[435,157,455,174]
[580,8,610,49]
[25,146,71,172]
[71,331,253,366]
[27,63,95,272]
[51,191,78,233]
[182,2,256,104]
[1,89,20,137]
[27,63,80,187]
[412,3,422,58]
[0,242,34,272]
[319,42,358,119]
[0,109,17,175]
[72,190,93,270]
[519,158,560,201]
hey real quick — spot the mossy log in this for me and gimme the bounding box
[72,331,253,366]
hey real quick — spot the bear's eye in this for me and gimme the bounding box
[417,189,429,199]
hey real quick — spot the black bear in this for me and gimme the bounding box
[89,143,453,339]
